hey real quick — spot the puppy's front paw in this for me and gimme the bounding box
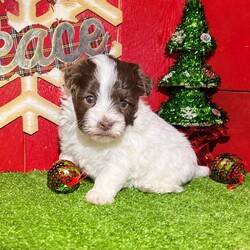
[85,189,114,205]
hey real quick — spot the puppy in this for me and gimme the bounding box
[59,55,209,205]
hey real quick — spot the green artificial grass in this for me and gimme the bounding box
[0,172,250,250]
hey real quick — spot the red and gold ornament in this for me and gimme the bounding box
[47,160,88,194]
[210,153,246,189]
[202,67,217,79]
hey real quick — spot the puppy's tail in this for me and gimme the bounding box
[193,165,210,179]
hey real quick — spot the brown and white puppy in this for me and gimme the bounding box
[59,55,209,205]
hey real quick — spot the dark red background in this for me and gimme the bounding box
[0,0,249,172]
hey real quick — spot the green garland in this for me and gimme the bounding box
[158,89,227,127]
[159,52,221,88]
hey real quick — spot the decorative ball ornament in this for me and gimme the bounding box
[47,160,88,194]
[202,67,217,80]
[210,154,246,189]
[212,108,221,117]
[200,33,211,43]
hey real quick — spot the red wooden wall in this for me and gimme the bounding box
[0,0,249,172]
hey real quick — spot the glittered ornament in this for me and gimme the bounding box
[202,67,218,80]
[171,30,186,44]
[47,160,88,194]
[200,33,211,43]
[210,153,246,189]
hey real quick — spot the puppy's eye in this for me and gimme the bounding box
[120,100,128,109]
[85,95,96,105]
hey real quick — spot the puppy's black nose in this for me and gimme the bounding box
[99,120,113,131]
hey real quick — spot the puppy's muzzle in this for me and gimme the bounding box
[98,119,114,132]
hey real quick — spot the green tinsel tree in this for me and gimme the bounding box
[158,0,227,127]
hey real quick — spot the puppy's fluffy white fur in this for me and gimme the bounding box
[59,55,209,205]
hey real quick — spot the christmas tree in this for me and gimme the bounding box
[158,0,228,164]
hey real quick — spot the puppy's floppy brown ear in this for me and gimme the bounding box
[62,56,93,93]
[62,61,83,90]
[62,64,74,90]
[133,64,154,97]
[61,60,86,100]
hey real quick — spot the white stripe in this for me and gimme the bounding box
[91,55,117,106]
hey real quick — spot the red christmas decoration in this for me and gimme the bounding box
[209,153,246,190]
[47,160,88,194]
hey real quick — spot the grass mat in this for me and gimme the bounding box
[0,171,250,250]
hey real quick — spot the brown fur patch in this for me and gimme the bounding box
[110,57,154,125]
[63,58,99,128]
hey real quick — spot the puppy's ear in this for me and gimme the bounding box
[133,64,154,97]
[62,57,95,95]
[62,60,84,90]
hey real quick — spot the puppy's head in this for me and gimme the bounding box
[63,55,154,143]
